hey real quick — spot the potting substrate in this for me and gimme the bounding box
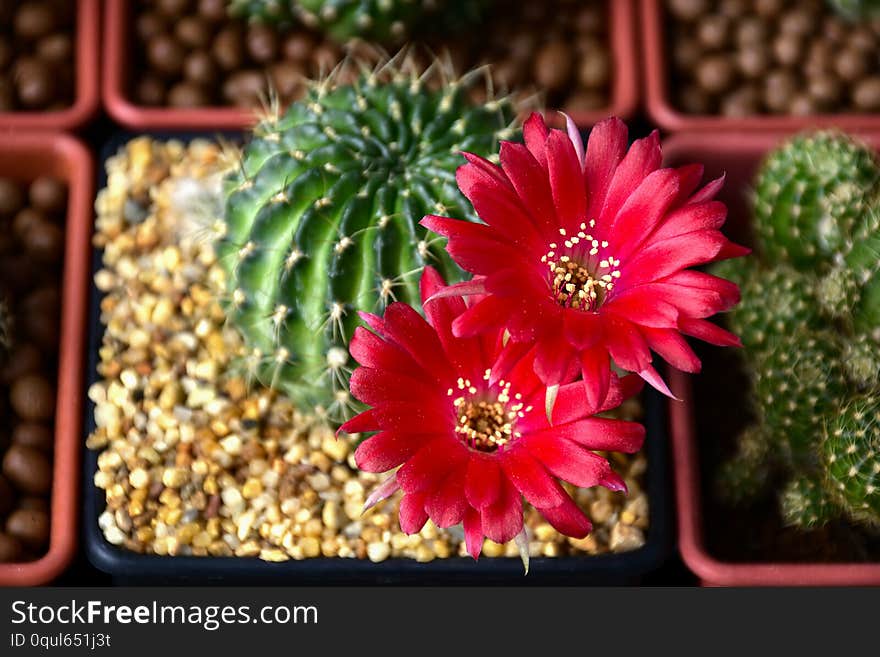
[4,0,880,588]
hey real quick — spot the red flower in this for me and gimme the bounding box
[339,266,646,559]
[421,113,747,407]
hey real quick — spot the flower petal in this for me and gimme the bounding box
[546,129,588,228]
[598,130,662,228]
[398,492,429,534]
[426,465,468,528]
[396,438,467,494]
[480,477,523,544]
[452,295,510,338]
[463,507,483,559]
[579,348,611,413]
[501,448,567,508]
[611,168,681,260]
[526,433,612,488]
[678,316,742,347]
[349,367,440,407]
[642,326,702,373]
[523,112,550,166]
[584,117,629,221]
[538,495,593,539]
[354,430,436,473]
[534,334,579,386]
[338,408,378,435]
[499,141,558,235]
[528,417,645,453]
[349,327,424,379]
[465,456,502,509]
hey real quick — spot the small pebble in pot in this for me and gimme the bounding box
[853,76,880,111]
[678,83,713,114]
[721,84,760,116]
[281,32,315,63]
[135,76,166,106]
[212,27,244,72]
[2,444,52,496]
[36,34,72,63]
[167,81,211,107]
[772,32,802,68]
[577,46,609,90]
[17,496,48,512]
[697,14,730,50]
[175,15,212,49]
[14,2,56,40]
[156,0,191,19]
[764,69,797,113]
[22,218,64,263]
[10,374,55,422]
[0,343,42,385]
[695,55,735,94]
[28,177,66,215]
[15,60,54,109]
[788,92,818,116]
[0,474,14,516]
[736,16,768,47]
[148,34,186,78]
[5,508,49,551]
[668,0,708,21]
[135,12,166,42]
[183,50,219,86]
[198,0,227,22]
[269,61,305,101]
[0,179,23,217]
[534,40,573,92]
[12,423,53,454]
[0,533,22,563]
[834,47,868,83]
[222,70,266,107]
[737,46,769,79]
[673,37,702,70]
[808,74,842,108]
[246,24,279,65]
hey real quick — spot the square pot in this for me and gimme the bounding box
[0,0,100,131]
[102,0,639,130]
[642,0,880,133]
[82,131,672,584]
[0,133,93,586]
[664,131,880,586]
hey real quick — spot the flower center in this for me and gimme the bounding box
[542,224,621,311]
[447,373,528,453]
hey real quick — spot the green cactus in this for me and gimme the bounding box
[753,331,846,465]
[228,0,489,44]
[823,396,880,527]
[715,258,818,360]
[753,132,880,270]
[716,425,772,506]
[780,476,838,529]
[217,62,517,419]
[827,0,880,20]
[717,131,880,531]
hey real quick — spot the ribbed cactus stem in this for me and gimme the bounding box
[716,424,772,506]
[218,60,517,420]
[780,477,838,528]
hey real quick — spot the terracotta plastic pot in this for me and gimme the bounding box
[0,0,100,131]
[103,0,638,130]
[0,133,93,587]
[642,0,880,133]
[664,131,880,586]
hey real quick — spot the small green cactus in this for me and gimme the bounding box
[827,0,880,20]
[228,0,488,44]
[823,397,880,527]
[217,61,517,419]
[753,132,880,270]
[717,130,880,532]
[716,425,772,506]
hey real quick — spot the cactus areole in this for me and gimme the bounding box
[217,65,516,420]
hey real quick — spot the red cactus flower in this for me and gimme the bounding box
[421,113,747,408]
[339,266,646,559]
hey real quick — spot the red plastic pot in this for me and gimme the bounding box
[664,131,880,586]
[0,0,100,131]
[0,133,93,586]
[103,0,639,130]
[642,0,880,133]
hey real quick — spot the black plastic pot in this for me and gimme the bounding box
[83,132,674,584]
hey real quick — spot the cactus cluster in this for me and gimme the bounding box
[216,59,517,420]
[717,131,880,530]
[227,0,488,44]
[827,0,880,20]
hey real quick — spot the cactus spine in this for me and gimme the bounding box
[717,131,880,530]
[217,61,516,420]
